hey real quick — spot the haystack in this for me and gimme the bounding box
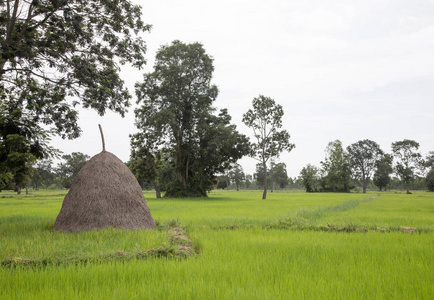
[54,129,156,231]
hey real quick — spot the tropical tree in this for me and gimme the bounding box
[373,154,393,191]
[347,139,384,193]
[391,139,423,194]
[134,41,249,197]
[299,164,321,192]
[321,140,353,192]
[0,0,149,186]
[242,95,295,199]
[56,152,90,188]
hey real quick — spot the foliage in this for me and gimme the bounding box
[347,139,384,193]
[129,134,163,197]
[0,105,58,192]
[56,152,90,188]
[320,140,353,192]
[30,159,55,190]
[426,169,434,192]
[391,139,423,194]
[242,95,295,199]
[0,0,149,188]
[299,164,321,192]
[373,154,393,191]
[228,164,245,191]
[0,0,149,138]
[270,162,289,190]
[134,41,249,197]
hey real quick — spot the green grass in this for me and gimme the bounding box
[1,190,433,299]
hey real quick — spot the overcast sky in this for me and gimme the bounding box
[51,0,434,177]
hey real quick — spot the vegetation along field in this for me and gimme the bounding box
[1,190,433,299]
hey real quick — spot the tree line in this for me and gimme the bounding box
[299,139,433,194]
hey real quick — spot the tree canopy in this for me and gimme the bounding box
[347,139,384,193]
[391,139,423,194]
[320,140,353,192]
[0,0,149,188]
[133,41,249,197]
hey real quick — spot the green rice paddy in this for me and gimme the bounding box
[1,190,433,299]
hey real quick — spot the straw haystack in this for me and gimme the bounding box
[54,150,156,232]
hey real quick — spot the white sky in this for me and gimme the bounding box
[51,0,434,177]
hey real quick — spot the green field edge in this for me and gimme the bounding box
[1,221,199,269]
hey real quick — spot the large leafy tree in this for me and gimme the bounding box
[321,140,353,192]
[242,95,295,199]
[0,0,149,186]
[373,154,393,191]
[134,41,249,197]
[391,139,423,194]
[347,139,384,193]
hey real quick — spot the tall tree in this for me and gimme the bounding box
[242,95,295,199]
[391,139,423,194]
[321,140,353,192]
[373,154,393,191]
[0,0,149,184]
[347,139,384,193]
[299,164,321,192]
[134,41,249,197]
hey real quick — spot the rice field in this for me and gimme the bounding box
[1,190,433,299]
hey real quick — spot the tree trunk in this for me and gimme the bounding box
[362,178,367,193]
[26,185,29,194]
[262,159,267,200]
[406,182,411,194]
[17,186,21,195]
[150,179,161,199]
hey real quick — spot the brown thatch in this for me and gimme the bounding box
[54,151,156,232]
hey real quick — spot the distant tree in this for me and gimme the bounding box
[57,152,90,188]
[321,140,353,192]
[244,174,253,189]
[271,162,289,189]
[347,139,384,193]
[31,159,55,190]
[216,175,230,190]
[300,164,321,192]
[229,164,245,191]
[425,151,434,170]
[424,151,434,192]
[242,95,295,199]
[134,41,249,197]
[426,169,434,192]
[391,139,423,194]
[373,154,393,191]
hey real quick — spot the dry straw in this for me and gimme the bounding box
[54,125,156,232]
